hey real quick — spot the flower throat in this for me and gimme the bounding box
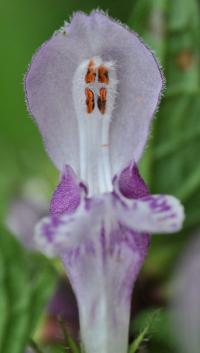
[73,57,118,196]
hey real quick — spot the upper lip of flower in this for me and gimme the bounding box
[25,9,163,196]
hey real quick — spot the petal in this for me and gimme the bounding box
[116,194,185,233]
[116,161,149,199]
[50,165,83,216]
[35,194,149,353]
[25,10,163,178]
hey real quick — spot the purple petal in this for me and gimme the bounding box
[35,193,149,353]
[65,225,149,353]
[112,165,184,234]
[116,194,185,233]
[50,165,82,216]
[35,182,184,353]
[116,161,149,199]
[25,10,163,179]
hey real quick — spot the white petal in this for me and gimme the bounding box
[116,194,184,233]
[35,194,149,353]
[25,11,163,182]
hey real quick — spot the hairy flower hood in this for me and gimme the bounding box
[25,10,164,195]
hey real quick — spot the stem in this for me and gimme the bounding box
[58,316,80,353]
[28,338,44,353]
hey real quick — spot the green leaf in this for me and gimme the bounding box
[129,309,162,353]
[129,326,149,353]
[59,317,80,353]
[0,226,57,353]
[28,338,45,353]
[27,253,57,334]
[130,308,176,349]
[0,226,31,353]
[168,0,199,31]
[0,247,8,348]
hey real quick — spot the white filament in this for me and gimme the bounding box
[72,57,118,196]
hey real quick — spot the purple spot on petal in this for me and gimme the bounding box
[100,227,107,261]
[107,224,150,303]
[142,195,172,213]
[50,165,82,216]
[63,246,81,268]
[118,162,149,199]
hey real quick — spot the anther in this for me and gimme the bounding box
[98,87,107,114]
[72,57,117,195]
[85,60,96,83]
[98,65,109,84]
[85,88,95,113]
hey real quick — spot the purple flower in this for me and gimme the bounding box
[25,10,184,353]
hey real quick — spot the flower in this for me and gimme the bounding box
[25,10,184,353]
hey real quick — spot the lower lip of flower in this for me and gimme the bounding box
[73,56,118,196]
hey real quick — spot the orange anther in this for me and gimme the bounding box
[85,88,95,114]
[98,65,109,84]
[98,87,107,114]
[85,60,96,83]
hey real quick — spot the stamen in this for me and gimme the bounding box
[85,60,96,83]
[85,88,95,113]
[72,57,118,196]
[98,88,107,114]
[98,65,109,84]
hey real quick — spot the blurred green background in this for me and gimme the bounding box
[0,0,200,352]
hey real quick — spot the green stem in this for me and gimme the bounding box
[58,316,80,353]
[28,338,44,353]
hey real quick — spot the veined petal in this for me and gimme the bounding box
[35,171,184,353]
[116,194,184,233]
[50,165,83,216]
[35,194,149,353]
[116,161,149,199]
[113,163,184,233]
[25,10,163,194]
